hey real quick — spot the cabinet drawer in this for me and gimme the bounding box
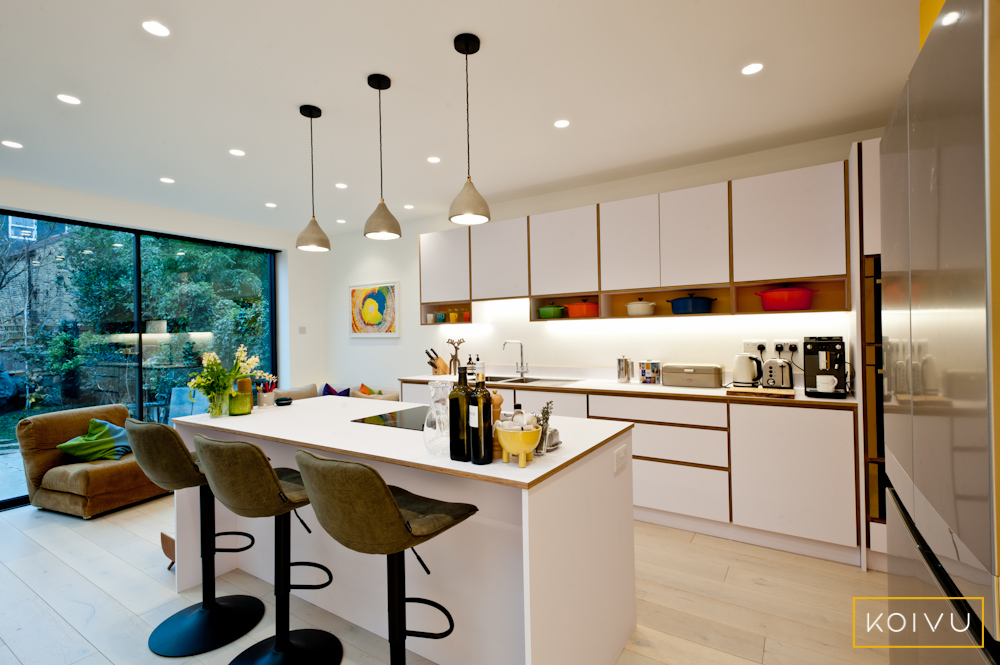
[633,459,729,522]
[589,394,727,428]
[632,423,728,467]
[400,383,432,405]
[514,390,588,418]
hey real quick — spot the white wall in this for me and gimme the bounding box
[0,176,331,390]
[329,129,879,388]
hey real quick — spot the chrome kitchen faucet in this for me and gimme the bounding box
[502,340,528,379]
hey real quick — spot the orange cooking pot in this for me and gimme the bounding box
[566,299,599,318]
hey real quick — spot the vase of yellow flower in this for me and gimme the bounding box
[188,345,265,418]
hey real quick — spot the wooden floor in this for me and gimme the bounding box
[0,495,888,665]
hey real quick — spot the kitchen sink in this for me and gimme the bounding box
[484,375,515,382]
[498,377,543,383]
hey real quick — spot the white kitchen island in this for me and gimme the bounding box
[171,396,635,665]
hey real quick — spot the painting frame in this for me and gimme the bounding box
[349,281,400,338]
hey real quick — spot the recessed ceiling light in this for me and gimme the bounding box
[176,251,185,256]
[229,149,245,156]
[941,11,961,25]
[336,219,346,224]
[335,183,347,189]
[404,205,414,209]
[57,94,81,105]
[741,63,764,75]
[1,141,22,149]
[112,243,124,248]
[427,156,441,163]
[554,120,570,128]
[160,177,175,183]
[265,202,277,208]
[142,21,170,36]
[81,250,93,255]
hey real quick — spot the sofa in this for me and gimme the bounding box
[16,404,170,519]
[324,383,399,401]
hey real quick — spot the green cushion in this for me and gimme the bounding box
[57,419,132,461]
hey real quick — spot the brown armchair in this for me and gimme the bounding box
[16,404,169,519]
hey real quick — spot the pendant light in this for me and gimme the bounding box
[364,74,402,240]
[295,104,331,252]
[448,33,491,225]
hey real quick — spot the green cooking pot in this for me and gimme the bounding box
[538,302,566,319]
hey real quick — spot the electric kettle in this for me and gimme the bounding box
[733,353,763,388]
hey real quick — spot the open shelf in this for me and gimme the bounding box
[734,277,849,314]
[599,284,733,318]
[420,301,473,325]
[528,293,601,321]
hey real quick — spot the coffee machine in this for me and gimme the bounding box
[804,336,848,399]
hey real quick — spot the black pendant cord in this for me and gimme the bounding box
[465,53,470,179]
[309,117,316,217]
[378,89,384,200]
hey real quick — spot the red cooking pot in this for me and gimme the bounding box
[566,299,599,318]
[754,286,819,311]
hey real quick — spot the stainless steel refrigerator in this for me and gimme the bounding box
[883,0,1000,661]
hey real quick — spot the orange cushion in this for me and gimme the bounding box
[358,383,373,395]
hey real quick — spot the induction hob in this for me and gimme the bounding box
[351,405,429,431]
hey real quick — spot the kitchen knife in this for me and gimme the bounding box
[425,350,435,360]
[430,348,440,358]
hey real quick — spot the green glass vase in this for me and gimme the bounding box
[208,393,228,418]
[229,391,253,416]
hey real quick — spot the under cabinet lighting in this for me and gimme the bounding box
[2,140,23,148]
[741,63,764,75]
[142,21,170,36]
[57,94,81,105]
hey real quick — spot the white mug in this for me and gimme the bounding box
[426,313,435,324]
[816,375,838,392]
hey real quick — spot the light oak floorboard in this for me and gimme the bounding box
[69,518,175,589]
[723,566,860,612]
[763,638,883,665]
[219,569,274,598]
[103,510,171,547]
[634,520,696,543]
[70,654,113,665]
[634,543,730,582]
[617,648,664,665]
[0,561,96,665]
[0,646,21,665]
[0,519,42,564]
[636,599,765,662]
[627,624,761,665]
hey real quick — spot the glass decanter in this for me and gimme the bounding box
[423,380,453,455]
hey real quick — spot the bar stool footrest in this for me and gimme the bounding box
[404,597,455,640]
[215,530,255,553]
[289,561,333,590]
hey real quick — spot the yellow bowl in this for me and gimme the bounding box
[497,427,542,468]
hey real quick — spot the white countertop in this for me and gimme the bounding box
[399,374,857,406]
[172,395,632,489]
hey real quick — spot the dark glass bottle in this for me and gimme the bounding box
[449,367,472,462]
[469,373,493,465]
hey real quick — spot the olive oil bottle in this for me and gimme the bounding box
[449,367,472,461]
[469,373,493,465]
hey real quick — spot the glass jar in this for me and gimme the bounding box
[229,391,253,416]
[422,380,453,455]
[208,393,228,418]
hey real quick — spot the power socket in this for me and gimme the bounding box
[614,445,628,475]
[772,339,797,353]
[742,340,766,354]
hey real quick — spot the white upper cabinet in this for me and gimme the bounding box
[529,205,599,295]
[861,138,882,255]
[419,227,470,303]
[470,217,528,300]
[599,195,660,291]
[731,161,846,282]
[659,183,730,287]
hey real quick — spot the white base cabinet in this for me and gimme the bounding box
[514,390,587,418]
[730,403,857,547]
[633,459,730,523]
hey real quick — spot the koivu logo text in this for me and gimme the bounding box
[852,597,985,649]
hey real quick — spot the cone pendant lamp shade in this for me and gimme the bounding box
[364,199,401,239]
[448,177,491,225]
[296,215,331,251]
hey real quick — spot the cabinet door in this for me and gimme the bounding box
[514,390,587,418]
[731,162,847,282]
[528,205,599,295]
[861,138,881,255]
[730,404,856,546]
[599,195,660,291]
[400,382,433,405]
[633,460,730,522]
[419,227,470,303]
[470,217,528,300]
[659,183,730,287]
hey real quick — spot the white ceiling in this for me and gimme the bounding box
[0,1,917,235]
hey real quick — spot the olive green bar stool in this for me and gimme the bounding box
[295,449,478,665]
[194,435,342,665]
[123,419,265,657]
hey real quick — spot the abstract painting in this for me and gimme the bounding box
[350,282,399,337]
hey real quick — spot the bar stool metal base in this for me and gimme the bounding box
[230,629,343,665]
[148,595,266,657]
